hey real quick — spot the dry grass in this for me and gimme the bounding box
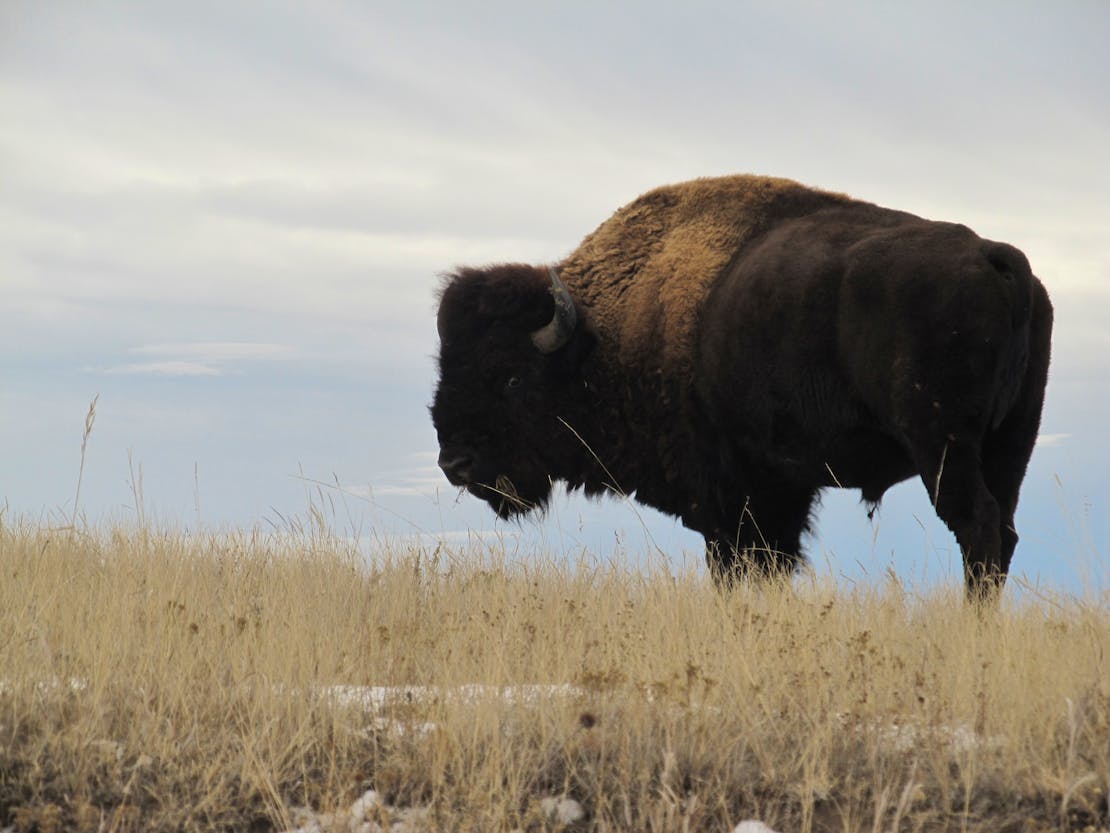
[1,517,1107,833]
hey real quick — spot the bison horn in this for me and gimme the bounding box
[530,267,578,353]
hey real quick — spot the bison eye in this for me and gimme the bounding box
[506,376,522,391]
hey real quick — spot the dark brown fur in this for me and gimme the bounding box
[432,175,1052,599]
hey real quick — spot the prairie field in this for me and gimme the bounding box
[1,517,1107,833]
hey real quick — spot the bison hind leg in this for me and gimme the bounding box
[978,412,1044,594]
[980,290,1051,590]
[909,438,1005,601]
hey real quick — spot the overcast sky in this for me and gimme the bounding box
[2,1,1107,594]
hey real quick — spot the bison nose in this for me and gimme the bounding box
[438,448,476,486]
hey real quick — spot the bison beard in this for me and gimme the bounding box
[431,175,1053,601]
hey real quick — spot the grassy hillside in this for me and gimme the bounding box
[1,519,1107,832]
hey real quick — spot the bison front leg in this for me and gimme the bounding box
[704,538,799,588]
[702,489,815,588]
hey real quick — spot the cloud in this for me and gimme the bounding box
[367,485,440,499]
[360,455,446,497]
[343,469,447,500]
[94,360,221,377]
[132,342,294,362]
[4,0,1107,377]
[1036,433,1071,448]
[84,341,296,378]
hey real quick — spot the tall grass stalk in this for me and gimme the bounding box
[68,394,99,530]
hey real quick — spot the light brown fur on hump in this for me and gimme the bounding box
[558,174,848,381]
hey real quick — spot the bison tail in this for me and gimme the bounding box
[982,241,1034,430]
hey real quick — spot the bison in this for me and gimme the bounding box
[431,175,1052,599]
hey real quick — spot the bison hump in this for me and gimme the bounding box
[558,175,848,382]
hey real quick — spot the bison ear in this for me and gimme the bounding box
[550,323,596,376]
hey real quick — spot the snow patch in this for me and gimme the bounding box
[539,796,584,825]
[733,822,784,833]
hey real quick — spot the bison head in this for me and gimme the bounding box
[431,264,595,519]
